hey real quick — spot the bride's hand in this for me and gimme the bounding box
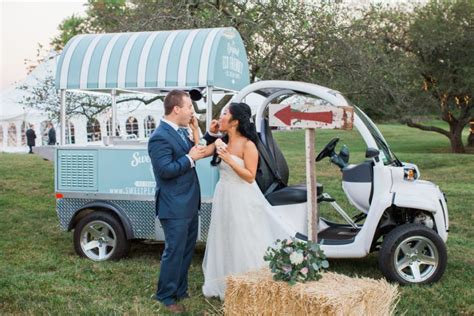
[217,146,231,163]
[190,116,199,131]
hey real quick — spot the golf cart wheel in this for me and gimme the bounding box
[73,211,130,261]
[378,224,447,285]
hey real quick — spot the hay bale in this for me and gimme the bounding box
[224,268,399,316]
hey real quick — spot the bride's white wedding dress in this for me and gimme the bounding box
[202,154,295,300]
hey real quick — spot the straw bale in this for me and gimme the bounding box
[224,268,399,316]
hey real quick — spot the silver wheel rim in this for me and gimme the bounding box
[80,220,117,261]
[394,235,439,283]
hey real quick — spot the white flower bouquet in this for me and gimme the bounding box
[264,237,329,285]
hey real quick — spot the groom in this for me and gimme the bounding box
[148,90,206,313]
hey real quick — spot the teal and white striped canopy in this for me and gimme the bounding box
[55,27,250,92]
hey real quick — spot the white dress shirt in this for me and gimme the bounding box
[161,118,195,168]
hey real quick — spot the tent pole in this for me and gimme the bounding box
[111,89,117,136]
[60,89,66,145]
[206,86,213,131]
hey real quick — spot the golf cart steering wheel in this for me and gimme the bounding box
[316,138,340,162]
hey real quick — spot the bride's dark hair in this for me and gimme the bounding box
[228,102,258,144]
[211,102,258,166]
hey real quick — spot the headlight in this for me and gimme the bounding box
[404,167,417,181]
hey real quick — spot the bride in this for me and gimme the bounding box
[201,102,294,300]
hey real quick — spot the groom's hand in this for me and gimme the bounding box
[189,145,206,161]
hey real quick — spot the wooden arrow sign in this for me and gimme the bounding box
[274,105,333,126]
[270,103,354,130]
[268,101,354,243]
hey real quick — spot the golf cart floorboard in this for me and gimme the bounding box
[318,226,360,245]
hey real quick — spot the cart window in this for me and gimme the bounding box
[66,121,75,144]
[21,121,29,146]
[106,118,121,137]
[8,123,16,146]
[126,116,139,138]
[144,115,156,138]
[87,118,102,142]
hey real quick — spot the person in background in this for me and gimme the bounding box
[47,123,56,145]
[26,124,36,154]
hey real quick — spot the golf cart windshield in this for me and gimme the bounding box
[353,105,397,165]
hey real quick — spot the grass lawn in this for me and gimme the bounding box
[0,122,473,315]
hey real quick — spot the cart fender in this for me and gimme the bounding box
[392,192,448,242]
[391,172,440,214]
[392,194,438,213]
[68,201,134,239]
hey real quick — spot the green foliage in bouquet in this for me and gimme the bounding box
[264,237,329,285]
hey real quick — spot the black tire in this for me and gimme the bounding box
[378,224,447,285]
[73,211,130,261]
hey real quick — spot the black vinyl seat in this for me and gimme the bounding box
[255,117,324,206]
[255,118,289,194]
[265,183,324,206]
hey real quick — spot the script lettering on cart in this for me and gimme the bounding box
[131,152,151,167]
[222,41,243,82]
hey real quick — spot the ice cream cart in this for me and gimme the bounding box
[54,27,250,260]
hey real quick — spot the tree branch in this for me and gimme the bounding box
[116,95,163,105]
[404,119,451,138]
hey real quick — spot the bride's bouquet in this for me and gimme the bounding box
[264,238,329,285]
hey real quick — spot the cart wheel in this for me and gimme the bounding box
[378,224,447,285]
[74,211,130,261]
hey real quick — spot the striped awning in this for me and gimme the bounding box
[55,27,250,92]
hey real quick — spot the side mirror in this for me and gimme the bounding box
[339,145,350,164]
[365,147,380,159]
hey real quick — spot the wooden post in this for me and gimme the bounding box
[305,128,318,242]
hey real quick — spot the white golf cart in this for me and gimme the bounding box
[52,26,448,285]
[237,80,449,285]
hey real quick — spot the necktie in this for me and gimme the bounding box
[177,128,190,148]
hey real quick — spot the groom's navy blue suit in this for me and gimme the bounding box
[148,120,200,306]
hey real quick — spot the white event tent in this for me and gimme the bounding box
[0,54,167,152]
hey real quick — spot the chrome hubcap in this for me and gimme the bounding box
[80,220,117,261]
[394,236,438,283]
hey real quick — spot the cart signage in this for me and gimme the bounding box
[99,149,156,195]
[268,102,354,242]
[269,103,354,130]
[131,152,151,167]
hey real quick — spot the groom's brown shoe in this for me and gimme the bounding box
[177,293,190,301]
[164,303,186,314]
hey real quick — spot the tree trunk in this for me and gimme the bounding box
[449,122,465,153]
[405,119,467,153]
[468,120,474,147]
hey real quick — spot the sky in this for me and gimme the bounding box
[0,0,425,92]
[0,0,87,91]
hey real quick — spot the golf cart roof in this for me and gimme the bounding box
[233,80,351,107]
[55,27,250,94]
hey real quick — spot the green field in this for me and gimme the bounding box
[1,123,473,315]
